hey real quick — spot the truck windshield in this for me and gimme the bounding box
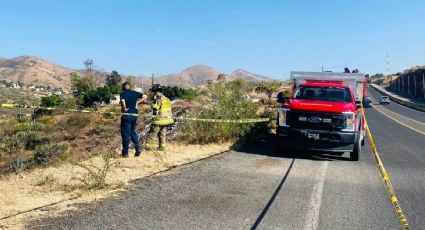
[293,86,352,102]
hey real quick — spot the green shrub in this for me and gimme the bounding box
[4,122,45,151]
[162,86,198,101]
[73,152,117,190]
[40,95,63,107]
[10,157,29,174]
[91,123,105,135]
[65,113,91,128]
[102,105,121,119]
[33,142,70,165]
[15,121,44,132]
[181,80,262,143]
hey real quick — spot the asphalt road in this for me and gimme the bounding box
[368,87,425,123]
[28,91,425,230]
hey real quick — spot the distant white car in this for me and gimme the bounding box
[380,96,390,104]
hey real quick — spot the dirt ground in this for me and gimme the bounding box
[0,142,231,230]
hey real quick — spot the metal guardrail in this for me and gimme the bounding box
[371,84,425,112]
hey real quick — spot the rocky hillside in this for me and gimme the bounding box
[0,55,276,89]
[135,65,274,88]
[228,69,272,82]
[0,56,74,89]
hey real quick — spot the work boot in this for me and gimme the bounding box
[157,146,165,151]
[122,154,129,158]
[135,150,142,157]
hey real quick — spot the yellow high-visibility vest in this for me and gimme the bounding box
[151,95,174,126]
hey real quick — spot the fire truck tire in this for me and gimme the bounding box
[350,131,361,161]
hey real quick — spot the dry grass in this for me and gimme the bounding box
[0,142,231,230]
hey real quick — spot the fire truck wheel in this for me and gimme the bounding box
[350,131,361,161]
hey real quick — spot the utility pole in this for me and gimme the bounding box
[407,75,411,95]
[407,75,410,95]
[151,73,154,88]
[386,52,390,75]
[422,73,425,99]
[414,75,417,97]
[398,77,400,92]
[402,76,404,94]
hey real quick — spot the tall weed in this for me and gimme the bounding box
[181,80,263,143]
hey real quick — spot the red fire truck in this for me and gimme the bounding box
[276,71,367,161]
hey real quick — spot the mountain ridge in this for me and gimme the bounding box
[0,55,276,89]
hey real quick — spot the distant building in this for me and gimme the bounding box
[110,94,120,104]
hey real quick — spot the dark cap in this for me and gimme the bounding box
[151,84,163,92]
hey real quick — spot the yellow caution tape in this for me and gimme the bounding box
[0,104,15,108]
[0,103,270,124]
[361,106,410,230]
[176,117,270,123]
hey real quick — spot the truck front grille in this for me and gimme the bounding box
[287,111,347,130]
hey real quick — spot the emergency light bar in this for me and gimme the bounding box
[304,79,345,85]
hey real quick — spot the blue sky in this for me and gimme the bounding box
[1,0,425,79]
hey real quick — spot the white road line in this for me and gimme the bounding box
[303,161,329,230]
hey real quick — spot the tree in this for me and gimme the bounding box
[217,73,226,81]
[82,86,112,107]
[162,86,198,101]
[255,81,281,103]
[106,70,122,94]
[70,72,91,98]
[83,59,97,90]
[127,76,137,89]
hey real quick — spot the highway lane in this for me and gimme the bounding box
[368,87,425,123]
[28,148,399,229]
[364,103,425,228]
[28,103,424,229]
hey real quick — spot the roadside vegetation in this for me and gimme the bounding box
[0,60,288,228]
[180,79,263,143]
[0,60,289,229]
[162,85,198,101]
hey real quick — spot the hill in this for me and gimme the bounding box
[144,65,222,87]
[0,56,74,89]
[0,55,277,89]
[135,65,275,88]
[228,69,272,82]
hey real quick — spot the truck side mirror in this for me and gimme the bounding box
[362,96,372,108]
[277,92,285,103]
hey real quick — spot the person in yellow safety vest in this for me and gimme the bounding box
[145,84,174,151]
[284,90,291,100]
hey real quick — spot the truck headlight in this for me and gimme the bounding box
[342,112,355,131]
[278,108,290,127]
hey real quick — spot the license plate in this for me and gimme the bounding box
[308,133,320,140]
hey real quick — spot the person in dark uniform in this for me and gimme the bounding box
[120,82,145,158]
